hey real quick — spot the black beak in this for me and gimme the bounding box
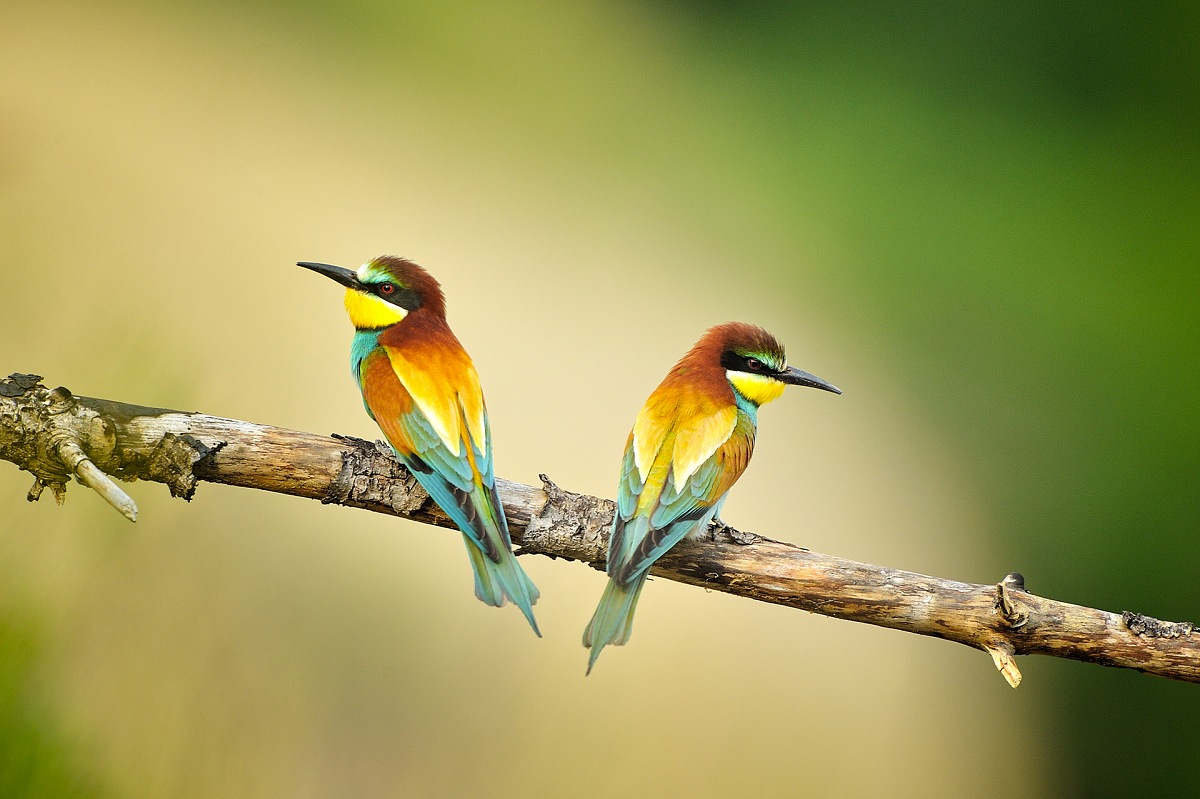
[779,366,842,395]
[297,261,361,290]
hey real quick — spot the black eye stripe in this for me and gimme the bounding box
[368,281,423,312]
[719,350,778,374]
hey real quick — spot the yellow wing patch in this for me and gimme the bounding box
[631,401,670,480]
[631,391,738,494]
[384,345,487,453]
[669,404,737,492]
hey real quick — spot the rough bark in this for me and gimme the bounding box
[1,373,1196,687]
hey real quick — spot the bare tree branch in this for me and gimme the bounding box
[1,373,1196,687]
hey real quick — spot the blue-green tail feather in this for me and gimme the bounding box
[582,575,647,674]
[464,535,541,636]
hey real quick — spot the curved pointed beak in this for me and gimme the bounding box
[297,261,361,290]
[780,366,841,395]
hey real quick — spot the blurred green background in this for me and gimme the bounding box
[1,1,1197,796]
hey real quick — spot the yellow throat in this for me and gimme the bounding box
[344,288,408,329]
[726,370,786,406]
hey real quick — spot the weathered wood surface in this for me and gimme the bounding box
[1,373,1196,686]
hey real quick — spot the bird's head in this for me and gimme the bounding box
[706,322,841,406]
[298,255,446,330]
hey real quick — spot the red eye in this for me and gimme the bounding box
[379,283,396,295]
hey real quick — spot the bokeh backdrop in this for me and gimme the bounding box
[2,2,1197,797]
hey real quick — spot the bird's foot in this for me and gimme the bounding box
[706,518,726,541]
[709,518,758,545]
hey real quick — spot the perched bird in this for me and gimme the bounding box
[298,255,540,634]
[583,322,840,672]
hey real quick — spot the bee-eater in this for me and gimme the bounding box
[298,255,540,635]
[583,322,840,672]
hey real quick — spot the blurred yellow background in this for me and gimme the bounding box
[1,2,1196,797]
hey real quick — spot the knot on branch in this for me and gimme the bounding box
[993,573,1029,629]
[1,375,70,504]
[326,434,428,515]
[1122,612,1195,639]
[1,375,71,485]
[0,374,137,521]
[143,433,212,500]
[981,573,1030,689]
[524,475,614,565]
[1,376,110,484]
